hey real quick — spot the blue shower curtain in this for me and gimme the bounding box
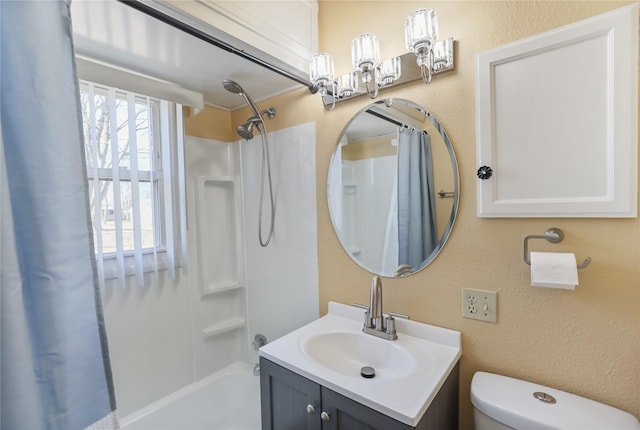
[1,1,117,429]
[397,128,438,271]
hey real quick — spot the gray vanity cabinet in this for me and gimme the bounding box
[260,357,322,430]
[260,357,459,430]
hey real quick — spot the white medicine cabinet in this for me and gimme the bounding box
[475,4,638,218]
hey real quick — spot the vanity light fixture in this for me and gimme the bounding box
[405,8,439,84]
[309,8,455,110]
[309,53,336,109]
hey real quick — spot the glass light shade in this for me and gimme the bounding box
[404,8,439,53]
[338,72,358,98]
[310,53,334,86]
[351,33,380,70]
[379,57,401,86]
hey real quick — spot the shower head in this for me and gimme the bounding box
[236,117,262,140]
[223,79,276,140]
[222,79,244,95]
[222,79,261,118]
[236,121,256,140]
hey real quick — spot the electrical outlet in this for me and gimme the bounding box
[462,288,497,323]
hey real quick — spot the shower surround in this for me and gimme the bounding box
[101,122,319,420]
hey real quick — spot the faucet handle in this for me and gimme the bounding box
[363,310,375,329]
[385,315,397,339]
[388,311,410,320]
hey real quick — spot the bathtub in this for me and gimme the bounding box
[120,361,261,430]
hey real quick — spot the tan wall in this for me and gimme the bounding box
[342,134,397,160]
[315,2,640,429]
[187,2,640,428]
[184,105,234,141]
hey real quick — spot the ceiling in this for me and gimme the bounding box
[70,0,305,110]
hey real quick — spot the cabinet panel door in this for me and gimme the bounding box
[321,387,411,430]
[476,4,638,217]
[260,358,321,430]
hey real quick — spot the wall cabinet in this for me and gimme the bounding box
[260,357,459,430]
[475,4,638,218]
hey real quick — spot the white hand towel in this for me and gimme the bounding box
[530,252,579,290]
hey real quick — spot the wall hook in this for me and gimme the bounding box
[523,228,591,269]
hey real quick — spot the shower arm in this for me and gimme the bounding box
[240,93,262,120]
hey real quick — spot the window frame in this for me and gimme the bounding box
[79,80,183,284]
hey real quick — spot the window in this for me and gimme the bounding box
[79,81,184,288]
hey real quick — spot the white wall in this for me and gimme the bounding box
[341,156,397,273]
[184,137,249,379]
[242,121,319,353]
[102,273,193,417]
[103,123,319,417]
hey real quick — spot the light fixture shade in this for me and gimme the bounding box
[338,72,358,97]
[404,8,439,53]
[380,57,401,85]
[310,53,334,86]
[351,33,380,70]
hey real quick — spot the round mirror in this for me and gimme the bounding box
[327,98,459,277]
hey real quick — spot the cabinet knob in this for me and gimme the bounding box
[477,165,493,180]
[321,411,330,422]
[306,404,315,414]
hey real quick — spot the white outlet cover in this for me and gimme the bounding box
[462,288,497,323]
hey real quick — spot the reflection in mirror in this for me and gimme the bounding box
[328,98,459,277]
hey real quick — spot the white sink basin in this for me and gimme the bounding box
[301,331,417,380]
[259,302,461,426]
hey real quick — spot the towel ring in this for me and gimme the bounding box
[523,228,591,269]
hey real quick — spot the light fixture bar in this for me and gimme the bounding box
[319,38,455,108]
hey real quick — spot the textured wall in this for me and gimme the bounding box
[312,2,639,429]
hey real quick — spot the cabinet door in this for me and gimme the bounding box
[475,4,638,218]
[260,357,322,430]
[320,387,412,430]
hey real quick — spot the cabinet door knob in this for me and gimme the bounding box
[477,165,493,180]
[320,411,330,422]
[306,404,315,414]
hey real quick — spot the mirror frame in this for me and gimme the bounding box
[327,98,460,277]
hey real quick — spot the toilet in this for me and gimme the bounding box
[471,371,640,430]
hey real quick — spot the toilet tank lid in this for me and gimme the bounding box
[470,372,640,430]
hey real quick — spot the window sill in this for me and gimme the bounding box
[100,251,181,280]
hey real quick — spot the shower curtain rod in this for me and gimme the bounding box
[118,0,316,92]
[366,108,423,132]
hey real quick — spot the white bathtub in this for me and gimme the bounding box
[120,361,261,430]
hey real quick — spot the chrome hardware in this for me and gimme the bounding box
[438,190,455,198]
[253,362,260,376]
[252,333,267,350]
[368,276,384,330]
[394,264,414,277]
[388,312,410,320]
[523,228,591,269]
[307,404,315,414]
[354,304,409,321]
[360,366,376,379]
[386,315,396,335]
[533,391,557,404]
[363,276,397,340]
[320,412,330,422]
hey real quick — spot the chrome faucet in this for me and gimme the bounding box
[363,276,397,340]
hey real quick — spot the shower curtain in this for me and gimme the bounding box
[1,1,117,429]
[397,128,438,271]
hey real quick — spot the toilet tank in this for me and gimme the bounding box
[471,372,640,430]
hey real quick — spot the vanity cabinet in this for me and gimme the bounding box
[260,357,459,430]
